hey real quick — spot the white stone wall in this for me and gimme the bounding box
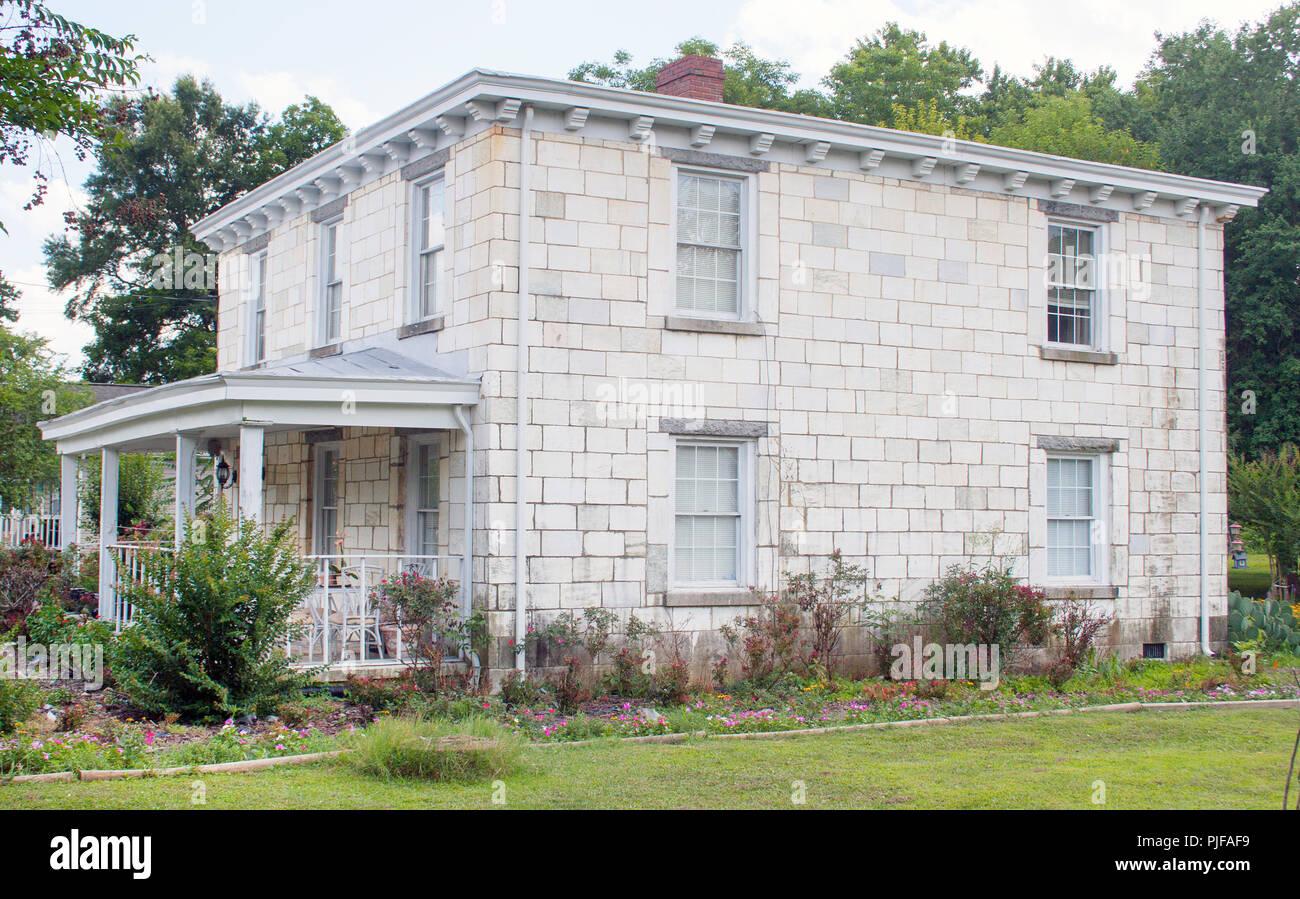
[215,122,1230,673]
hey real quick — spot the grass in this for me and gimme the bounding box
[2,707,1295,809]
[347,716,521,781]
[1229,552,1274,598]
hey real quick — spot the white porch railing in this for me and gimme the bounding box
[104,545,463,668]
[0,510,61,547]
[105,542,173,631]
[296,554,463,668]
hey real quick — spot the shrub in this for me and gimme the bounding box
[0,676,39,734]
[498,669,548,707]
[863,604,919,676]
[1049,596,1113,685]
[918,560,1054,671]
[546,657,591,713]
[720,595,801,682]
[344,674,420,713]
[110,500,313,720]
[0,542,62,631]
[372,571,480,694]
[784,550,870,676]
[348,716,521,781]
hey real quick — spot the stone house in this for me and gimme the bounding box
[40,57,1267,677]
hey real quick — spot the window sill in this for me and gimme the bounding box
[1043,585,1118,600]
[398,316,445,339]
[1039,345,1118,365]
[309,343,342,359]
[665,588,756,607]
[242,361,266,371]
[664,315,764,336]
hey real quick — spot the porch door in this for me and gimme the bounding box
[314,444,341,555]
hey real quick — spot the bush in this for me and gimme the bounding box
[0,676,39,734]
[721,595,801,683]
[0,542,62,631]
[498,669,548,707]
[784,550,869,676]
[1049,595,1113,686]
[373,571,480,694]
[344,674,420,714]
[348,716,521,781]
[110,500,313,720]
[918,561,1053,671]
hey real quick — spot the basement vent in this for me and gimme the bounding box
[1142,643,1167,660]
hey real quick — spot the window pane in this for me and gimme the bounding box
[422,180,445,250]
[1047,457,1096,578]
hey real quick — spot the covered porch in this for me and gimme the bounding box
[39,348,481,673]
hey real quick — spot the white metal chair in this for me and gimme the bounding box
[334,565,386,660]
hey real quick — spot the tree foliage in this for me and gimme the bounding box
[0,0,142,232]
[1228,445,1300,592]
[823,23,983,128]
[1137,4,1300,457]
[43,76,346,384]
[0,325,92,507]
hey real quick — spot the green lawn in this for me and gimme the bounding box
[2,708,1294,809]
[1229,552,1274,598]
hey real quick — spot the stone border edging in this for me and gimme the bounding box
[3,699,1296,781]
[532,698,1300,747]
[2,750,346,785]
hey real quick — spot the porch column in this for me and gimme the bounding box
[238,424,264,525]
[58,454,78,550]
[174,433,197,549]
[98,448,119,621]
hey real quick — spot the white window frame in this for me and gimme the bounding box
[1044,452,1110,586]
[405,434,440,559]
[669,166,756,322]
[1045,218,1106,351]
[668,437,755,589]
[408,175,447,323]
[313,443,342,556]
[317,218,344,346]
[247,250,268,364]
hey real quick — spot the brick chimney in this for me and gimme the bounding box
[655,54,725,102]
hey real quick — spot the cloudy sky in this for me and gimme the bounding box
[1,0,1284,369]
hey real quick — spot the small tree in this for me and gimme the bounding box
[111,500,312,720]
[373,571,479,693]
[1229,447,1300,597]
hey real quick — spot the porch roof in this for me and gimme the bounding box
[39,347,480,455]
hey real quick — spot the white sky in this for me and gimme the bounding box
[0,0,1284,369]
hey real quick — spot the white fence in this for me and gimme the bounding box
[0,511,61,547]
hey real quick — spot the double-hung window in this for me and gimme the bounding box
[1046,222,1097,347]
[675,171,744,318]
[314,445,341,555]
[249,251,267,364]
[408,438,439,558]
[1046,455,1100,579]
[412,178,445,320]
[673,441,748,585]
[319,219,343,344]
